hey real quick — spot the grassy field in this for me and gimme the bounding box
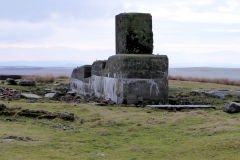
[1,79,240,160]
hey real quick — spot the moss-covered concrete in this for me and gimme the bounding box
[116,13,153,54]
[104,54,168,79]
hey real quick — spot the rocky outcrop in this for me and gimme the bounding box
[6,78,17,85]
[18,80,36,86]
[0,105,75,121]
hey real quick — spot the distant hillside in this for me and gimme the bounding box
[0,67,240,80]
[0,67,73,77]
[169,67,240,80]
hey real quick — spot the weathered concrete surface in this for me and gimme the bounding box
[70,54,168,104]
[71,65,92,81]
[71,76,167,104]
[91,60,106,76]
[104,54,168,79]
[71,78,91,96]
[116,13,153,54]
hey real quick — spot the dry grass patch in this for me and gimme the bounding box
[169,75,240,86]
[24,74,55,83]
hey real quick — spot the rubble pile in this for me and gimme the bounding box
[0,87,21,99]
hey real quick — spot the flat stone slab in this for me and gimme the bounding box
[44,93,57,99]
[149,105,215,109]
[191,90,240,99]
[21,93,42,99]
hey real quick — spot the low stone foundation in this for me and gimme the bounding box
[71,54,168,104]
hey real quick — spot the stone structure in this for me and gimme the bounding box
[70,13,168,104]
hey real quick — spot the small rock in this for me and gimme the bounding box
[44,93,57,99]
[18,80,36,86]
[67,91,76,96]
[96,153,105,157]
[0,104,6,111]
[3,136,36,142]
[223,102,240,113]
[62,94,74,101]
[2,139,14,142]
[6,78,17,85]
[44,89,52,93]
[51,83,70,94]
[21,93,42,99]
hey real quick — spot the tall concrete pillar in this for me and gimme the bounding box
[116,13,153,54]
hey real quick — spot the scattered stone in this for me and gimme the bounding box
[2,139,14,142]
[51,83,70,94]
[67,91,76,96]
[191,90,240,99]
[92,103,108,106]
[0,104,6,111]
[21,93,42,99]
[3,136,36,142]
[223,102,240,113]
[0,87,21,99]
[49,123,74,130]
[96,153,105,157]
[58,112,75,121]
[44,93,57,99]
[61,94,74,102]
[6,78,17,85]
[149,105,215,110]
[169,87,185,91]
[44,89,52,93]
[18,79,36,86]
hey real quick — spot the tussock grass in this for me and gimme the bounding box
[24,75,55,83]
[169,75,240,86]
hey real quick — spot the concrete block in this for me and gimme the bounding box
[104,54,168,79]
[91,60,106,76]
[116,13,153,54]
[71,65,92,81]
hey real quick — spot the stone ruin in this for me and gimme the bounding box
[70,13,168,105]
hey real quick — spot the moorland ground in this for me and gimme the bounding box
[1,78,240,160]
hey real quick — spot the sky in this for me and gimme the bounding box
[0,0,240,68]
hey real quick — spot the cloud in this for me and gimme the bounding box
[0,0,239,67]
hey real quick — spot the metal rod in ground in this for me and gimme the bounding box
[148,105,216,109]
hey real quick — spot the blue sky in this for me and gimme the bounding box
[0,0,240,67]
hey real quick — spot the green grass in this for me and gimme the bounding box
[0,80,240,159]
